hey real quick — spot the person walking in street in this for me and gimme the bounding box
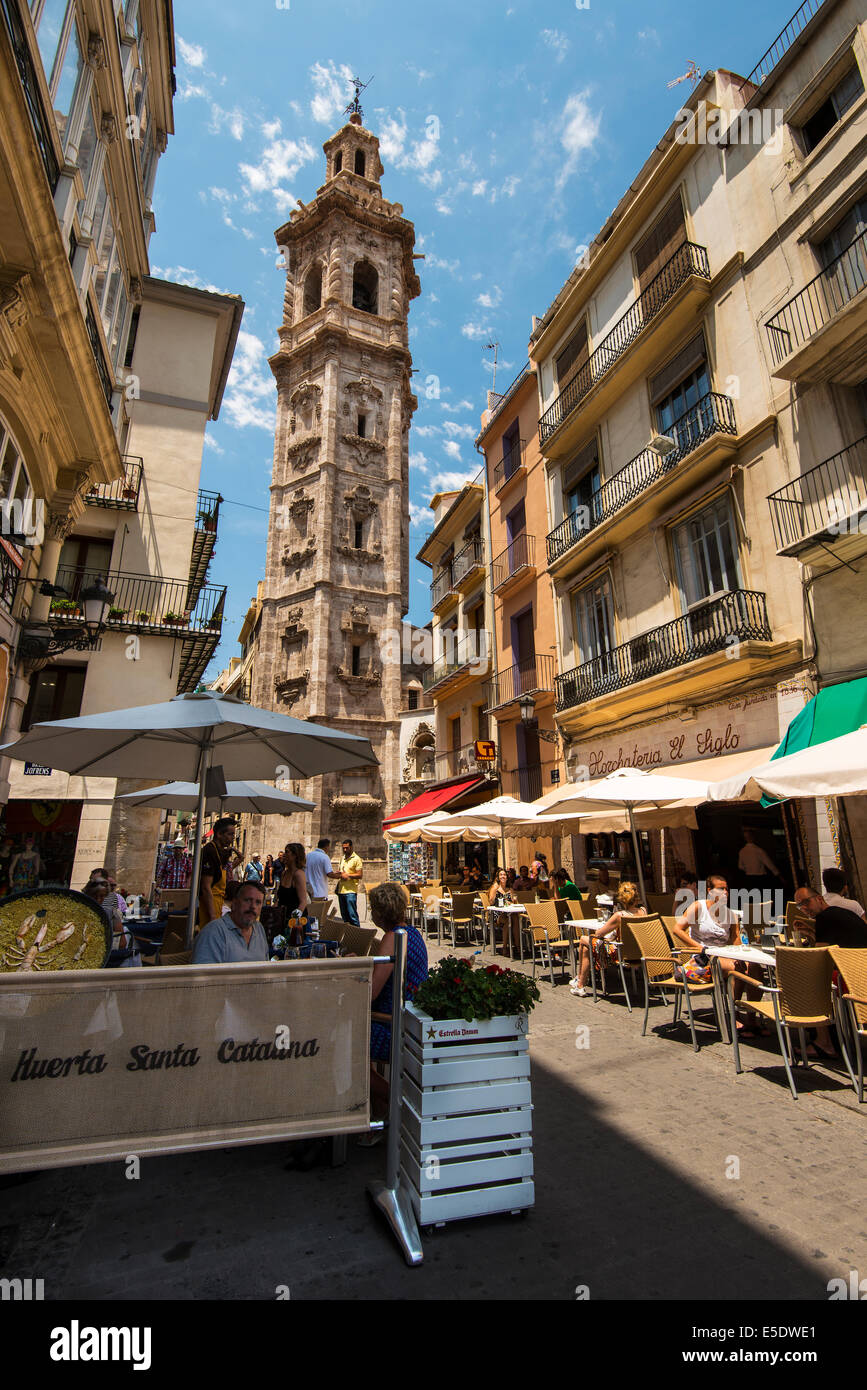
[245,851,264,884]
[336,838,363,928]
[198,818,236,928]
[157,839,192,890]
[306,838,333,901]
[263,854,275,889]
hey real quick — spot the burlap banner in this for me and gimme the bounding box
[0,959,374,1172]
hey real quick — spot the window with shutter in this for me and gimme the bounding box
[649,333,708,407]
[555,319,590,392]
[634,194,687,293]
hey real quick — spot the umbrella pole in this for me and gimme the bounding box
[185,738,214,950]
[628,804,647,905]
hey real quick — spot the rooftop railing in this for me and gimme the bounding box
[746,0,825,89]
[538,241,711,446]
[765,229,867,366]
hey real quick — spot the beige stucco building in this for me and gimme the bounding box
[530,0,867,894]
[0,0,242,892]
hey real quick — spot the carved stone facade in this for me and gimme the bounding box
[251,116,420,875]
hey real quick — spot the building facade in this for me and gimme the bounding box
[0,0,242,892]
[527,0,866,895]
[248,112,420,880]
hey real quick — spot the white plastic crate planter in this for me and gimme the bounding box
[399,1002,534,1226]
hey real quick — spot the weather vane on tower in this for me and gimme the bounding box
[345,75,374,124]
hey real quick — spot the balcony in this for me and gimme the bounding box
[765,230,867,384]
[433,741,499,783]
[422,633,491,695]
[85,301,114,406]
[746,0,824,88]
[538,242,711,457]
[546,392,739,573]
[492,532,537,596]
[430,565,458,614]
[0,538,22,615]
[1,0,60,191]
[486,654,556,714]
[85,457,143,511]
[556,591,773,713]
[50,566,226,692]
[188,489,222,608]
[493,438,527,492]
[482,363,531,439]
[452,538,486,593]
[767,435,867,571]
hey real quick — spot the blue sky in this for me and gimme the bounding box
[148,0,802,678]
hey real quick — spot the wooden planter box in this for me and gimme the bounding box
[400,1003,534,1227]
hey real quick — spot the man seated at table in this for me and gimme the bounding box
[793,886,867,949]
[553,868,582,901]
[820,867,865,919]
[192,881,270,963]
[512,865,533,891]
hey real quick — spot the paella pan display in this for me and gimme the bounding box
[0,888,112,972]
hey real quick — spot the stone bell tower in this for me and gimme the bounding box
[252,105,420,878]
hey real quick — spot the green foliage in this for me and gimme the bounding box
[412,955,540,1023]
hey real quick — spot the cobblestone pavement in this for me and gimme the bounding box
[1,920,864,1301]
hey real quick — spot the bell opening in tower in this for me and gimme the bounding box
[352,260,378,314]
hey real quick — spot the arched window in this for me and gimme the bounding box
[303,263,322,316]
[334,150,343,174]
[354,149,366,177]
[352,260,378,315]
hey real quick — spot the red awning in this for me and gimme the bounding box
[383,777,487,827]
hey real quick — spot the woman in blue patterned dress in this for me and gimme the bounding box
[367,881,428,1129]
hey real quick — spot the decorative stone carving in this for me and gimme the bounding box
[287,435,320,472]
[328,793,383,812]
[0,270,31,332]
[341,434,386,470]
[344,485,377,519]
[282,539,316,572]
[87,33,107,68]
[289,382,322,434]
[275,671,309,706]
[343,377,384,435]
[100,113,118,145]
[336,543,382,562]
[288,489,314,523]
[285,606,305,628]
[335,663,382,692]
[128,277,143,305]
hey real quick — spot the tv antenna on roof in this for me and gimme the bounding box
[484,340,500,395]
[667,61,701,90]
[345,75,374,123]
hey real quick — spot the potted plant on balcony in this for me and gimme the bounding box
[107,606,127,621]
[162,611,189,628]
[122,484,137,500]
[400,956,538,1227]
[202,511,217,533]
[205,614,223,631]
[50,598,80,617]
[134,610,151,624]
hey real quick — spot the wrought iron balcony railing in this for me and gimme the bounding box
[430,566,455,607]
[51,566,226,636]
[555,590,772,711]
[423,633,491,692]
[767,435,867,551]
[433,741,499,782]
[546,391,738,565]
[0,538,22,615]
[766,229,867,366]
[189,489,222,604]
[502,763,548,802]
[484,363,531,436]
[85,301,114,406]
[195,489,222,532]
[538,241,711,446]
[486,654,555,712]
[452,537,485,586]
[492,532,536,591]
[86,457,143,510]
[493,438,527,490]
[746,0,823,88]
[1,0,60,191]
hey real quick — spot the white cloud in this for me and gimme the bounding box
[223,330,276,432]
[443,421,475,439]
[409,502,429,527]
[424,253,461,275]
[541,29,569,62]
[178,37,206,68]
[310,60,354,124]
[178,81,208,102]
[472,180,488,196]
[203,435,225,454]
[443,440,462,459]
[557,91,602,188]
[239,136,316,209]
[430,469,474,492]
[409,451,429,471]
[377,108,442,186]
[637,27,660,46]
[461,321,492,340]
[476,286,502,309]
[209,186,235,205]
[209,104,246,141]
[435,197,453,216]
[262,118,282,141]
[149,264,235,295]
[413,425,441,437]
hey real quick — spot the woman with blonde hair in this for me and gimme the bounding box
[277,843,309,916]
[571,880,646,997]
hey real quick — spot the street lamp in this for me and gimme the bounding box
[649,433,677,457]
[18,576,115,659]
[519,693,536,725]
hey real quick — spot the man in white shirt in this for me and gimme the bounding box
[737,828,782,882]
[822,866,865,918]
[306,837,333,900]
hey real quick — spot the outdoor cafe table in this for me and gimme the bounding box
[704,942,777,1044]
[485,903,529,961]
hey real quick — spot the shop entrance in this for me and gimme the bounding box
[693,801,801,902]
[0,800,83,893]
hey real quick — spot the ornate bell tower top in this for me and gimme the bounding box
[321,122,385,188]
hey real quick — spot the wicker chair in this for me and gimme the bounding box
[628,914,722,1052]
[523,900,576,984]
[440,892,477,948]
[338,922,380,957]
[728,946,833,1100]
[828,946,867,1102]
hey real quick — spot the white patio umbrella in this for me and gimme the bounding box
[383,809,477,844]
[0,690,377,945]
[707,726,867,802]
[117,780,316,815]
[542,768,714,902]
[434,795,546,870]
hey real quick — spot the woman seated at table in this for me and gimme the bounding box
[671,874,758,1022]
[571,881,646,997]
[364,882,429,1143]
